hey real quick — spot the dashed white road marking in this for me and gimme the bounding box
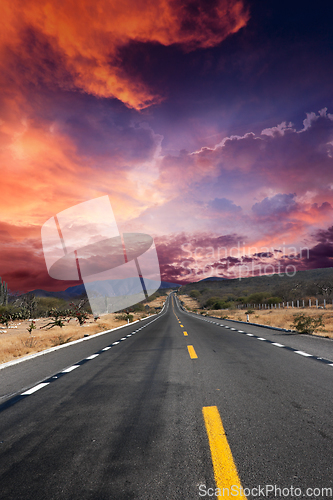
[62,365,80,372]
[102,347,112,351]
[272,343,285,347]
[257,337,266,341]
[112,341,120,345]
[246,333,254,336]
[294,351,312,357]
[86,354,99,360]
[238,330,244,333]
[22,383,50,395]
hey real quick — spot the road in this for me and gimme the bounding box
[0,293,332,499]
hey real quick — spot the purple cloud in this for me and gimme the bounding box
[252,193,298,217]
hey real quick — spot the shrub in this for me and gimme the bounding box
[132,303,144,312]
[205,297,231,310]
[51,335,73,346]
[69,302,89,326]
[266,296,282,305]
[189,290,200,299]
[115,313,134,322]
[36,297,67,317]
[21,336,38,348]
[247,292,267,304]
[291,314,325,334]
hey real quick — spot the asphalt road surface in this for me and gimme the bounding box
[0,293,332,500]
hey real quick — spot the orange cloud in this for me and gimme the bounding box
[0,0,249,109]
[0,108,153,229]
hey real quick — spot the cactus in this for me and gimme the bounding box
[0,278,8,306]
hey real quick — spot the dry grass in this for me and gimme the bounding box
[179,294,333,338]
[0,294,167,365]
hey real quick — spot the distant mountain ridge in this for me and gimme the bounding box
[179,267,333,301]
[31,280,180,299]
[199,277,229,282]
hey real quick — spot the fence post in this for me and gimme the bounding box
[316,299,318,308]
[324,299,326,309]
[309,299,311,307]
[297,300,299,308]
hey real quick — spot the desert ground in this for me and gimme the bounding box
[0,295,166,365]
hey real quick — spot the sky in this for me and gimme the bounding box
[1,0,333,292]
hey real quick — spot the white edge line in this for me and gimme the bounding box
[176,299,333,364]
[0,314,158,371]
[22,382,50,395]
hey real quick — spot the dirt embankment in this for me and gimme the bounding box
[178,294,333,339]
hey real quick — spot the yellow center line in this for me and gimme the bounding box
[202,406,247,499]
[183,331,188,336]
[187,345,197,359]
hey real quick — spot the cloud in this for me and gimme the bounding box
[190,109,333,196]
[314,226,333,243]
[252,193,298,217]
[0,0,249,110]
[154,231,247,282]
[208,197,242,213]
[0,231,83,293]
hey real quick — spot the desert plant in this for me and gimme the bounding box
[291,313,325,334]
[42,308,69,329]
[69,301,89,326]
[51,334,73,346]
[0,278,8,306]
[21,336,38,348]
[0,311,10,328]
[43,317,68,329]
[27,321,36,334]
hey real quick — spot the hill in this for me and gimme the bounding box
[30,280,180,300]
[179,268,333,306]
